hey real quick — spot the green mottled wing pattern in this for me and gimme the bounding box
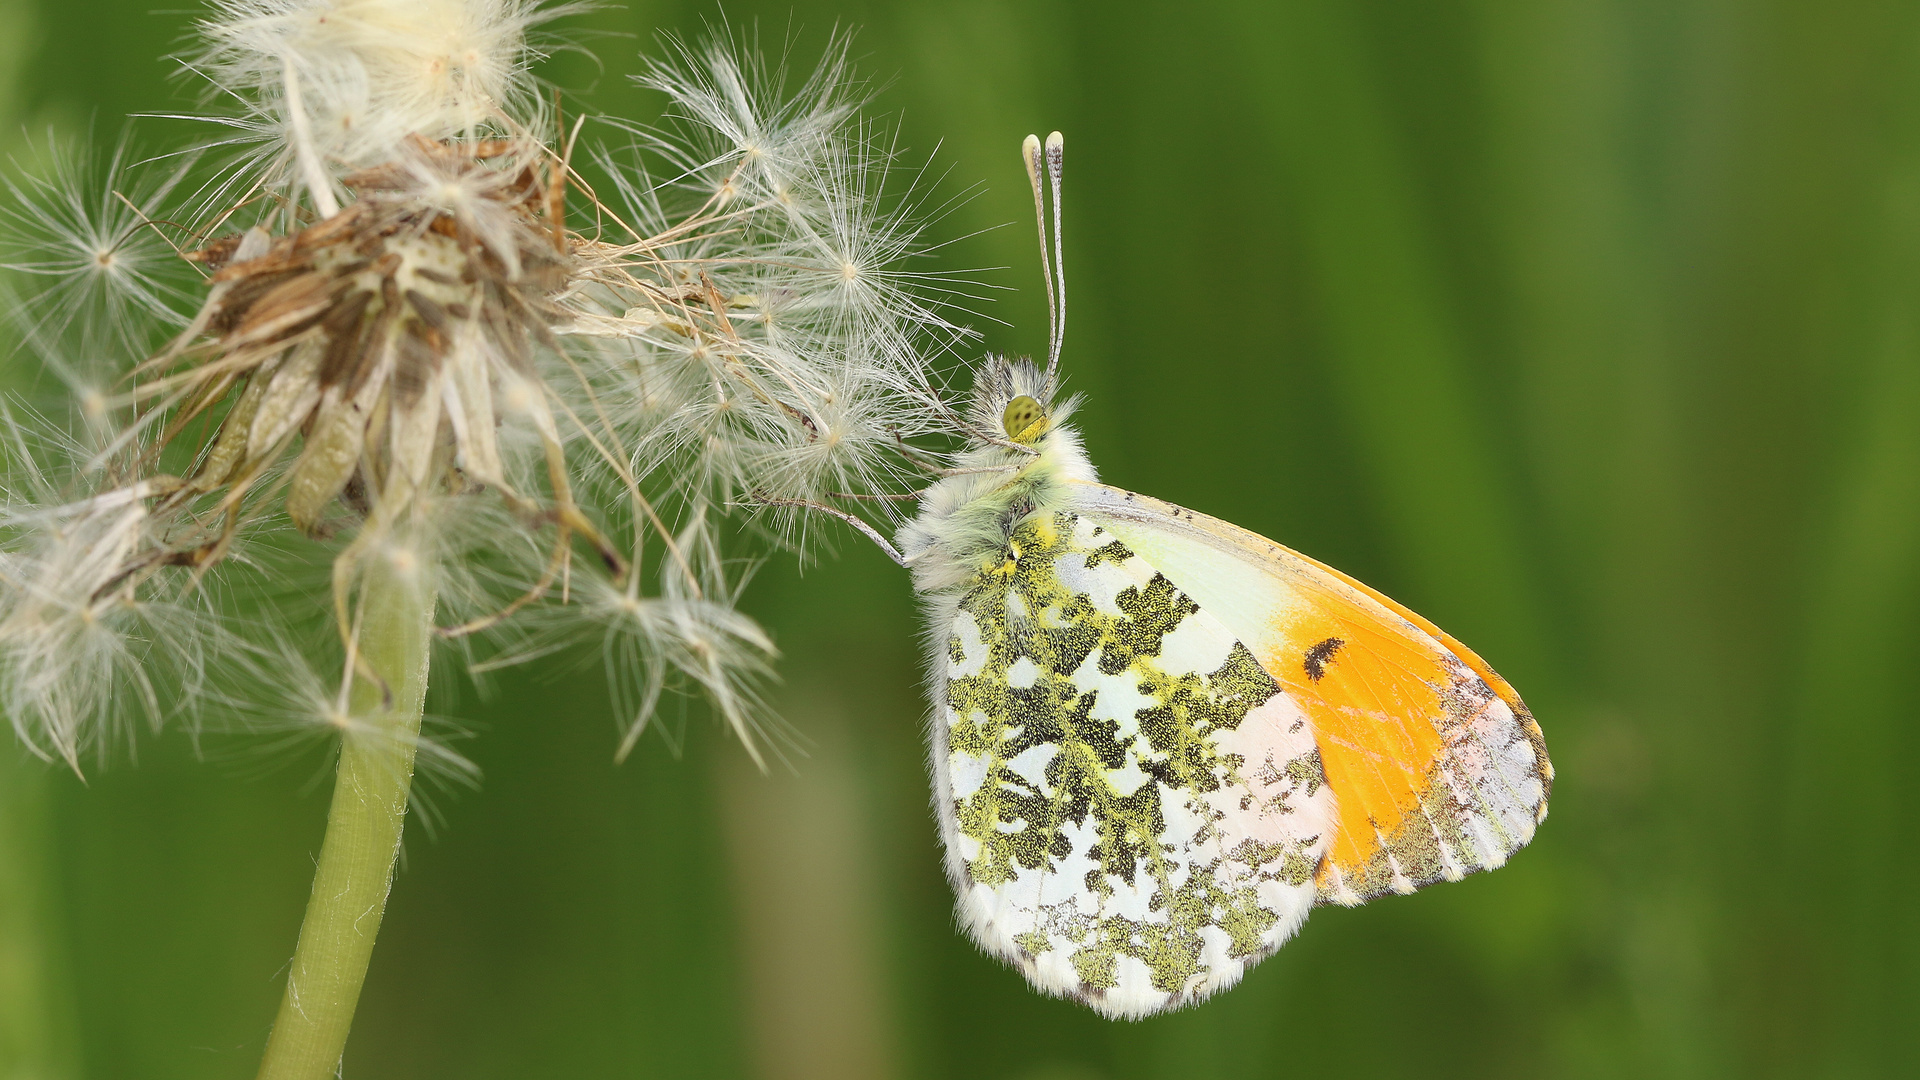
[932,511,1335,1019]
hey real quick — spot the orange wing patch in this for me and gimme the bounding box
[1260,551,1549,904]
[1264,603,1449,892]
[1070,482,1551,908]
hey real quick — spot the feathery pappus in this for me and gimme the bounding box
[0,5,967,773]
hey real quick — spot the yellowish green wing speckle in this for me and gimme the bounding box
[934,510,1334,1018]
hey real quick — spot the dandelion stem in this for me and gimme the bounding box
[255,548,436,1080]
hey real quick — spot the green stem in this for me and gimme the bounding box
[256,551,436,1080]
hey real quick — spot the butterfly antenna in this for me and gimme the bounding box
[1045,131,1066,388]
[1023,134,1058,390]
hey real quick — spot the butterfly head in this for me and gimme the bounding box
[1003,395,1048,444]
[966,352,1072,448]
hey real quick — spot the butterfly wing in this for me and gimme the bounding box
[930,510,1336,1018]
[1071,481,1552,905]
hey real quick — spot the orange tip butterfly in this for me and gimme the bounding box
[800,131,1551,1019]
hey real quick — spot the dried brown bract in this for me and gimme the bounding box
[130,134,622,598]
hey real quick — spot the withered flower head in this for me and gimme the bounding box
[0,20,963,772]
[152,134,597,555]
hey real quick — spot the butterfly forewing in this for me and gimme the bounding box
[1072,482,1552,906]
[935,510,1335,1019]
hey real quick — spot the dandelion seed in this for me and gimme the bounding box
[0,133,200,382]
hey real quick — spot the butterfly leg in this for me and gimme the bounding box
[750,495,910,567]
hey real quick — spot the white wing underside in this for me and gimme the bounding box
[929,513,1336,1019]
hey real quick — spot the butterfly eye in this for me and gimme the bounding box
[1002,395,1048,441]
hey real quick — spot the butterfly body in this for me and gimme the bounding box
[897,358,1552,1019]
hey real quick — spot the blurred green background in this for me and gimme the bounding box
[4,0,1920,1077]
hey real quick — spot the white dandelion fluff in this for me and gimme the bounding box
[584,34,976,535]
[0,0,975,1068]
[0,133,200,403]
[0,410,234,769]
[190,0,572,202]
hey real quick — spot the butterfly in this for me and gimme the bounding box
[807,132,1551,1019]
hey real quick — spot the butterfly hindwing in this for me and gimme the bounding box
[934,510,1334,1019]
[1072,482,1552,907]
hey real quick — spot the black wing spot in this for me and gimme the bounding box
[1303,637,1346,682]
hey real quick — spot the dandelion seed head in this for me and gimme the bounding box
[195,0,566,182]
[4,14,974,770]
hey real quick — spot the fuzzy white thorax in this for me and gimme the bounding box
[897,357,1096,598]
